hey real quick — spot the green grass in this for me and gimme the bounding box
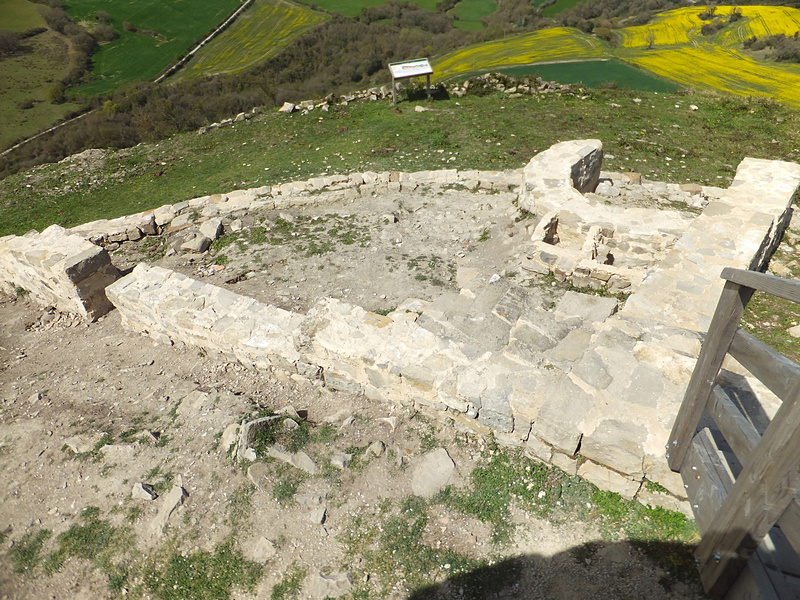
[449,0,496,29]
[1,0,46,31]
[541,0,584,18]
[8,528,53,574]
[64,0,239,96]
[270,564,306,600]
[293,0,437,17]
[1,86,798,236]
[174,0,328,80]
[145,541,262,600]
[43,506,131,577]
[339,446,700,597]
[491,59,680,92]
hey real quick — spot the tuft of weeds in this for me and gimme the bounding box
[271,563,307,600]
[145,541,262,600]
[43,505,133,591]
[9,529,52,574]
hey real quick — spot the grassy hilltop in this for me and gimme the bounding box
[1,80,798,237]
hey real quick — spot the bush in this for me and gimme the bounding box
[0,30,22,55]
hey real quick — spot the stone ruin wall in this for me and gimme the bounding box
[3,140,800,516]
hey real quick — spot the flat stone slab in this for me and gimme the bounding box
[412,448,455,498]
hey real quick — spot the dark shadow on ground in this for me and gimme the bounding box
[407,539,706,600]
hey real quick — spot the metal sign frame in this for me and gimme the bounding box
[388,58,433,104]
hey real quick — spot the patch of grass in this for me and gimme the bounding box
[145,541,262,600]
[227,484,255,530]
[344,496,484,595]
[272,469,305,506]
[9,528,52,574]
[43,506,132,585]
[14,285,29,298]
[271,563,306,600]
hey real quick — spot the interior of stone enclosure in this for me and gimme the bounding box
[2,139,800,515]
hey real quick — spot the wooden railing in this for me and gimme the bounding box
[668,267,800,599]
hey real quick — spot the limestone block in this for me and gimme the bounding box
[550,451,578,476]
[578,461,640,500]
[0,225,119,320]
[530,374,593,455]
[554,291,618,324]
[519,139,603,214]
[637,488,692,518]
[477,385,514,433]
[524,435,552,463]
[580,419,646,478]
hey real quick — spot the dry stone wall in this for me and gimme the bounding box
[0,224,119,320]
[5,140,800,516]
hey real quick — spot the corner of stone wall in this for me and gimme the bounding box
[518,139,603,216]
[0,225,119,320]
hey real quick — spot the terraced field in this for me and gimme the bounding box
[434,5,800,107]
[174,0,328,79]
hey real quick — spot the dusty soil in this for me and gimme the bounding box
[0,186,704,599]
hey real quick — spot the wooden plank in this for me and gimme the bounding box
[683,429,798,599]
[708,384,762,462]
[668,279,755,471]
[695,381,800,597]
[725,551,782,600]
[682,428,731,533]
[708,384,800,564]
[721,268,800,304]
[729,328,800,403]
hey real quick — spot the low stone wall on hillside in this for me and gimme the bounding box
[0,224,119,320]
[4,139,800,515]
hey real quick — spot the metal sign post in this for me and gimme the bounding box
[388,58,433,104]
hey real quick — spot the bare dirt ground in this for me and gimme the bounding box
[0,186,704,599]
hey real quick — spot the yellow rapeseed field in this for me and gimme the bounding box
[176,0,328,79]
[618,8,701,48]
[433,5,800,109]
[432,27,605,78]
[629,44,800,107]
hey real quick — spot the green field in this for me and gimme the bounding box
[293,0,438,17]
[66,0,239,96]
[485,59,680,92]
[0,31,83,149]
[175,0,328,80]
[449,0,496,29]
[1,0,45,31]
[541,0,584,18]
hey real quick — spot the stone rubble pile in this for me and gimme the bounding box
[273,73,587,116]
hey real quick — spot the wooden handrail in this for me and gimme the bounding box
[668,267,800,598]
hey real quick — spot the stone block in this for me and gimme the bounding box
[531,375,593,455]
[578,461,641,500]
[554,291,618,323]
[581,419,646,478]
[550,451,578,476]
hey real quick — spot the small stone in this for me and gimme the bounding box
[788,324,800,338]
[308,506,327,525]
[330,452,353,470]
[247,536,277,563]
[181,234,212,253]
[411,448,455,498]
[132,482,158,500]
[366,440,385,457]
